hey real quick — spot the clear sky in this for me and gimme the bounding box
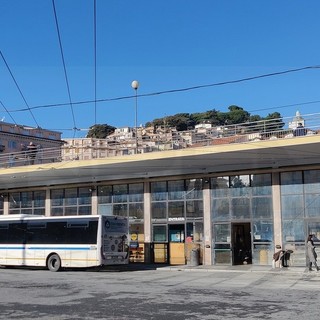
[1,0,320,138]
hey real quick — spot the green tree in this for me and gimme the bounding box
[264,112,285,131]
[86,124,116,139]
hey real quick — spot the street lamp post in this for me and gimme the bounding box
[131,80,139,154]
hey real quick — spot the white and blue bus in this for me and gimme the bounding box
[0,214,129,271]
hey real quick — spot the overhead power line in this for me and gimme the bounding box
[6,65,320,113]
[52,0,77,135]
[0,100,18,124]
[94,0,97,125]
[0,50,40,127]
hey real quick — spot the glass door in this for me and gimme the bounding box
[169,224,185,265]
[213,223,231,264]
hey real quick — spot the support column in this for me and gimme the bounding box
[45,189,51,216]
[203,180,212,265]
[272,172,282,248]
[91,188,98,215]
[143,181,152,263]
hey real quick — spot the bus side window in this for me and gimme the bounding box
[0,224,9,243]
[8,223,27,244]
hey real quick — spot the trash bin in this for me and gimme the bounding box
[190,248,200,266]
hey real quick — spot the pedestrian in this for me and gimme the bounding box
[293,123,307,137]
[306,234,320,271]
[27,142,38,165]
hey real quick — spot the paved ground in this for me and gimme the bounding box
[0,264,319,319]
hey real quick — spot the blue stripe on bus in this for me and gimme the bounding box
[0,247,92,251]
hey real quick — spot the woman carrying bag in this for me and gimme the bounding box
[307,234,320,271]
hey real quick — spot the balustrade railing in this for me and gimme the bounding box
[0,112,319,168]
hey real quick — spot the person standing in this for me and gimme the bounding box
[27,142,37,165]
[307,234,320,271]
[293,123,307,137]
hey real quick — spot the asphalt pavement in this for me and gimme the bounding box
[108,262,311,275]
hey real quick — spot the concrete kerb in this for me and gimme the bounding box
[156,264,311,274]
[102,263,314,275]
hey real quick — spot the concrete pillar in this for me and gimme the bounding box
[203,180,212,265]
[272,172,282,248]
[144,181,152,263]
[45,189,51,216]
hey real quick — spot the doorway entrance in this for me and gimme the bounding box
[168,224,185,265]
[232,223,252,265]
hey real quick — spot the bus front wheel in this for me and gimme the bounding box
[47,254,61,272]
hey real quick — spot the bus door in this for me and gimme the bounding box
[168,224,185,265]
[232,223,252,265]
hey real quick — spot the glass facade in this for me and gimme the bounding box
[1,167,320,267]
[9,190,46,215]
[211,174,273,265]
[151,179,204,264]
[51,187,91,216]
[281,170,320,266]
[151,179,204,223]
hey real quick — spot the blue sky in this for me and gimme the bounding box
[1,0,320,138]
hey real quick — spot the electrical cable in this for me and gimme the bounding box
[0,50,40,127]
[0,100,18,125]
[52,0,77,137]
[94,0,97,125]
[5,65,320,114]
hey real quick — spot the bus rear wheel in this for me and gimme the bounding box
[47,254,61,272]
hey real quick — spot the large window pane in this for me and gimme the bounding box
[129,183,143,202]
[251,174,272,196]
[113,204,127,216]
[153,225,167,242]
[34,191,46,207]
[252,197,272,219]
[10,193,20,209]
[151,202,166,220]
[214,224,230,243]
[253,220,273,242]
[79,187,92,205]
[305,194,320,218]
[282,220,305,242]
[78,206,91,215]
[212,198,230,221]
[65,188,78,206]
[229,175,250,197]
[65,207,77,216]
[186,200,203,218]
[151,181,167,201]
[281,171,303,194]
[113,184,128,203]
[281,195,304,219]
[231,198,250,219]
[21,191,32,208]
[194,222,204,242]
[304,170,320,193]
[168,180,184,200]
[185,179,203,199]
[51,189,63,206]
[211,176,230,198]
[129,203,144,220]
[168,201,184,218]
[97,186,112,204]
[252,244,273,265]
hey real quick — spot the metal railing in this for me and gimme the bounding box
[0,112,319,168]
